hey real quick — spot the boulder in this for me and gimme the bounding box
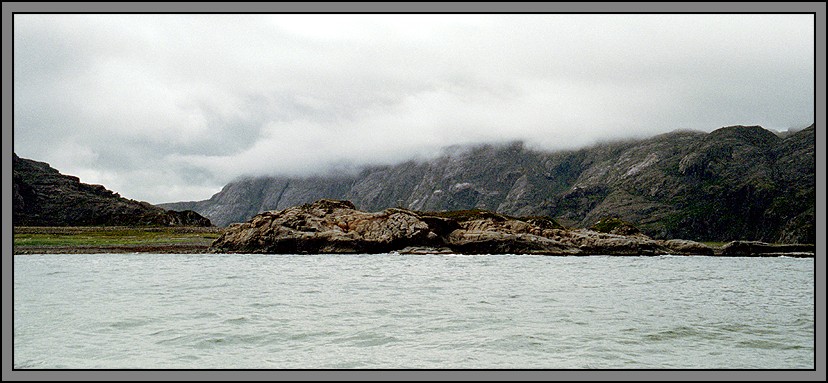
[658,239,714,256]
[210,200,440,254]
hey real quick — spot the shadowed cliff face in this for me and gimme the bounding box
[164,125,815,244]
[13,154,212,227]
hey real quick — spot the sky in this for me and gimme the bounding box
[13,13,815,204]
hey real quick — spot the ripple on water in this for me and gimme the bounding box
[735,339,795,350]
[323,361,368,369]
[191,312,219,319]
[643,326,710,342]
[157,333,272,349]
[13,253,814,369]
[173,354,200,363]
[333,332,401,348]
[286,330,337,341]
[222,317,249,325]
[105,318,151,330]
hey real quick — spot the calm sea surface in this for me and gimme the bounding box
[14,253,813,369]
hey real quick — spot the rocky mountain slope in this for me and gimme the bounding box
[14,154,212,227]
[164,124,815,243]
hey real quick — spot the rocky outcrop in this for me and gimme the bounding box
[719,241,815,257]
[164,125,815,245]
[209,199,720,256]
[13,154,212,227]
[210,200,439,253]
[657,239,714,256]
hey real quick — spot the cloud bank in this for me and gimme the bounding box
[14,14,814,203]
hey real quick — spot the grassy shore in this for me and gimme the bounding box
[13,226,812,257]
[13,226,224,254]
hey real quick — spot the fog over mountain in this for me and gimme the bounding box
[13,14,814,204]
[162,124,815,244]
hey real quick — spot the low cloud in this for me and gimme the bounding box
[14,14,814,203]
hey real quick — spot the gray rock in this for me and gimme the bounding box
[210,200,440,254]
[658,239,714,256]
[720,241,815,257]
[396,246,455,255]
[210,199,680,256]
[164,125,815,245]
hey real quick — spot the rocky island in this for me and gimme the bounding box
[209,199,814,257]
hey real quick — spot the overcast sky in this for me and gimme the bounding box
[13,14,814,204]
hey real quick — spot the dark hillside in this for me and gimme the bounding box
[14,154,212,227]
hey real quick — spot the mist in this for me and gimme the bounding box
[13,14,814,204]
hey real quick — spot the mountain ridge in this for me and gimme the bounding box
[161,124,815,244]
[14,154,213,227]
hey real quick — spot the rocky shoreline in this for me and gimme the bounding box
[209,199,815,257]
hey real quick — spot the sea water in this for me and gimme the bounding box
[13,253,814,369]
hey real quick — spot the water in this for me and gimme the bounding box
[13,253,814,369]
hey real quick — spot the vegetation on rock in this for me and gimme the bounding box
[590,217,641,236]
